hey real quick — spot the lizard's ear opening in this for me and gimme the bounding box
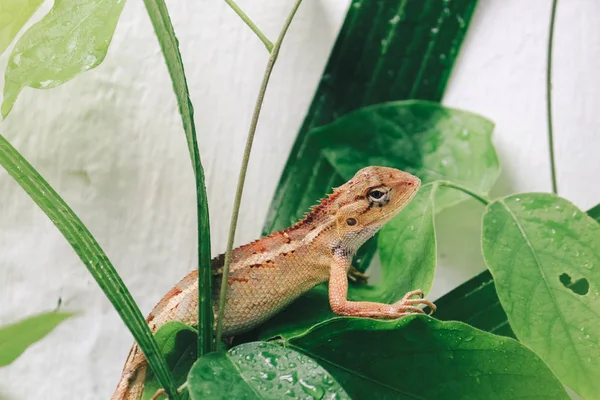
[335,204,363,239]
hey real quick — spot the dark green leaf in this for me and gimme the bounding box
[0,0,45,56]
[2,0,126,118]
[287,316,568,400]
[587,202,600,222]
[142,0,212,356]
[143,322,197,400]
[432,270,515,338]
[263,0,478,254]
[0,134,179,398]
[187,342,350,400]
[0,311,73,367]
[482,193,600,399]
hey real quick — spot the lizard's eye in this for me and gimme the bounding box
[367,187,390,204]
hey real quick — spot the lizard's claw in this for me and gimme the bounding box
[347,265,369,284]
[393,289,436,316]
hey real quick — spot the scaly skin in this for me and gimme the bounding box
[112,166,436,399]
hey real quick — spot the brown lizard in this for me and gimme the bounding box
[112,166,436,399]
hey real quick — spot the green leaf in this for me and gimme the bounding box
[263,0,479,276]
[0,0,45,57]
[187,342,350,400]
[0,311,73,367]
[0,134,179,398]
[142,0,212,356]
[1,0,126,118]
[482,193,600,399]
[143,322,197,400]
[587,202,600,222]
[311,100,499,209]
[372,182,437,299]
[287,316,569,400]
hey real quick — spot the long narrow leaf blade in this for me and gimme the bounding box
[0,134,179,398]
[142,0,212,356]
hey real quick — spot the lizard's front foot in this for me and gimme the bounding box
[391,289,436,316]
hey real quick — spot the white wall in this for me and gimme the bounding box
[0,0,598,398]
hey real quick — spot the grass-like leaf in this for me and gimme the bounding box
[2,0,126,118]
[0,134,179,398]
[187,342,349,400]
[142,0,212,356]
[286,316,569,399]
[482,193,600,399]
[0,0,45,56]
[0,311,74,367]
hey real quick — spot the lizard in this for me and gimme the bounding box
[112,166,436,399]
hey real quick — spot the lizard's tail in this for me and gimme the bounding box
[111,344,147,400]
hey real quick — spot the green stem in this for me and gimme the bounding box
[224,0,274,52]
[546,0,559,194]
[437,181,490,206]
[0,134,179,398]
[215,0,304,347]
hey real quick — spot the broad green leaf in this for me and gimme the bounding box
[0,311,73,367]
[143,322,197,400]
[2,0,126,118]
[187,342,350,400]
[0,134,179,398]
[142,0,212,356]
[263,0,479,237]
[287,316,568,400]
[0,0,45,57]
[311,100,498,209]
[482,193,600,399]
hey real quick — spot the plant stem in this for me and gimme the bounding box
[215,0,303,347]
[546,0,559,194]
[224,0,274,52]
[437,181,490,206]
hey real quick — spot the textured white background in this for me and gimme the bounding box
[0,0,598,398]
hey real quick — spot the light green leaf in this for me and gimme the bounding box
[0,311,73,367]
[0,0,45,56]
[287,316,568,400]
[311,100,499,210]
[482,193,600,399]
[2,0,126,118]
[363,182,437,301]
[187,342,350,400]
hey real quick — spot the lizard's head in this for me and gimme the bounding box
[331,166,420,247]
